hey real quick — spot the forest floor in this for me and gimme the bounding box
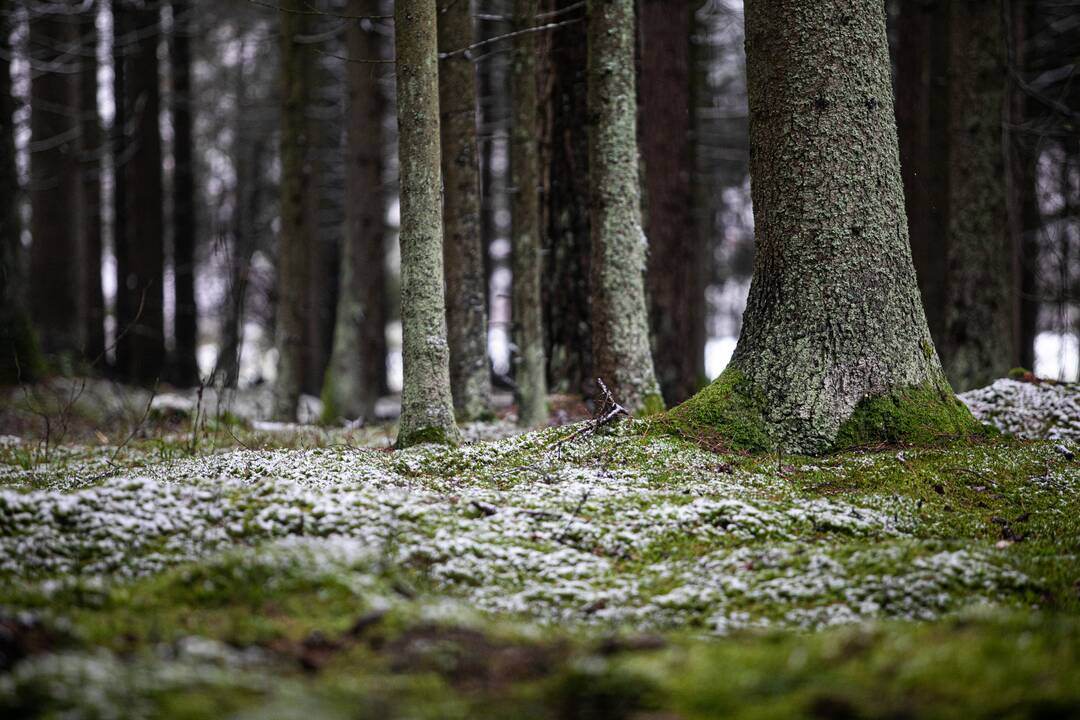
[1,374,1079,718]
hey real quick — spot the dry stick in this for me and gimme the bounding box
[555,489,592,544]
[87,380,160,483]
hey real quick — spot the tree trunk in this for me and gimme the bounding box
[510,0,548,426]
[81,1,106,364]
[112,0,128,377]
[170,0,199,386]
[1007,0,1038,371]
[116,0,165,385]
[29,0,85,362]
[941,0,1013,390]
[894,0,950,351]
[273,0,310,420]
[394,0,462,446]
[0,4,45,384]
[669,0,976,454]
[587,0,661,414]
[540,0,592,398]
[438,0,493,420]
[640,0,702,406]
[322,4,387,423]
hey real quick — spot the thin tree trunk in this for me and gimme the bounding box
[1,4,45,383]
[1008,0,1038,371]
[29,0,85,361]
[540,0,592,398]
[81,1,106,364]
[587,0,661,414]
[170,0,199,385]
[641,0,701,405]
[112,0,128,376]
[322,4,387,423]
[438,0,493,420]
[394,0,462,446]
[116,0,165,385]
[510,0,548,426]
[273,0,310,420]
[670,0,974,454]
[894,0,950,350]
[941,0,1013,390]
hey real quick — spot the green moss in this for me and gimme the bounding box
[396,424,461,449]
[637,392,666,418]
[658,368,772,451]
[833,384,984,449]
[319,367,339,426]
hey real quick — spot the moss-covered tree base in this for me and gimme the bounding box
[661,368,986,454]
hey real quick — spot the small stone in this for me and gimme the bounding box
[1055,444,1075,461]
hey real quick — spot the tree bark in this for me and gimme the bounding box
[669,0,974,454]
[438,0,493,420]
[322,4,387,423]
[1,4,45,383]
[170,0,199,385]
[81,1,106,364]
[116,0,166,385]
[29,0,85,361]
[587,0,661,414]
[941,0,1013,390]
[640,0,702,405]
[394,0,462,446]
[510,0,548,426]
[540,0,592,398]
[272,0,310,419]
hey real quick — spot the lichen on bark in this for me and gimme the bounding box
[666,0,978,454]
[438,0,493,421]
[394,0,463,448]
[511,0,549,427]
[586,0,663,416]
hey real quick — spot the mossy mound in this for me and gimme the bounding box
[657,368,773,452]
[834,384,986,449]
[660,370,986,454]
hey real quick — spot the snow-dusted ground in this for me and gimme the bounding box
[1,422,1045,636]
[960,377,1080,441]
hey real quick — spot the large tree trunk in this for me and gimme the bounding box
[539,0,592,398]
[438,0,493,420]
[510,0,548,426]
[1,4,45,384]
[941,0,1013,390]
[29,0,85,361]
[322,3,387,423]
[587,0,661,414]
[170,0,199,386]
[272,0,310,420]
[640,0,702,406]
[894,0,950,351]
[81,1,106,364]
[669,0,976,454]
[116,0,166,385]
[394,0,462,446]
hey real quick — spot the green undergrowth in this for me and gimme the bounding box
[2,413,1079,717]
